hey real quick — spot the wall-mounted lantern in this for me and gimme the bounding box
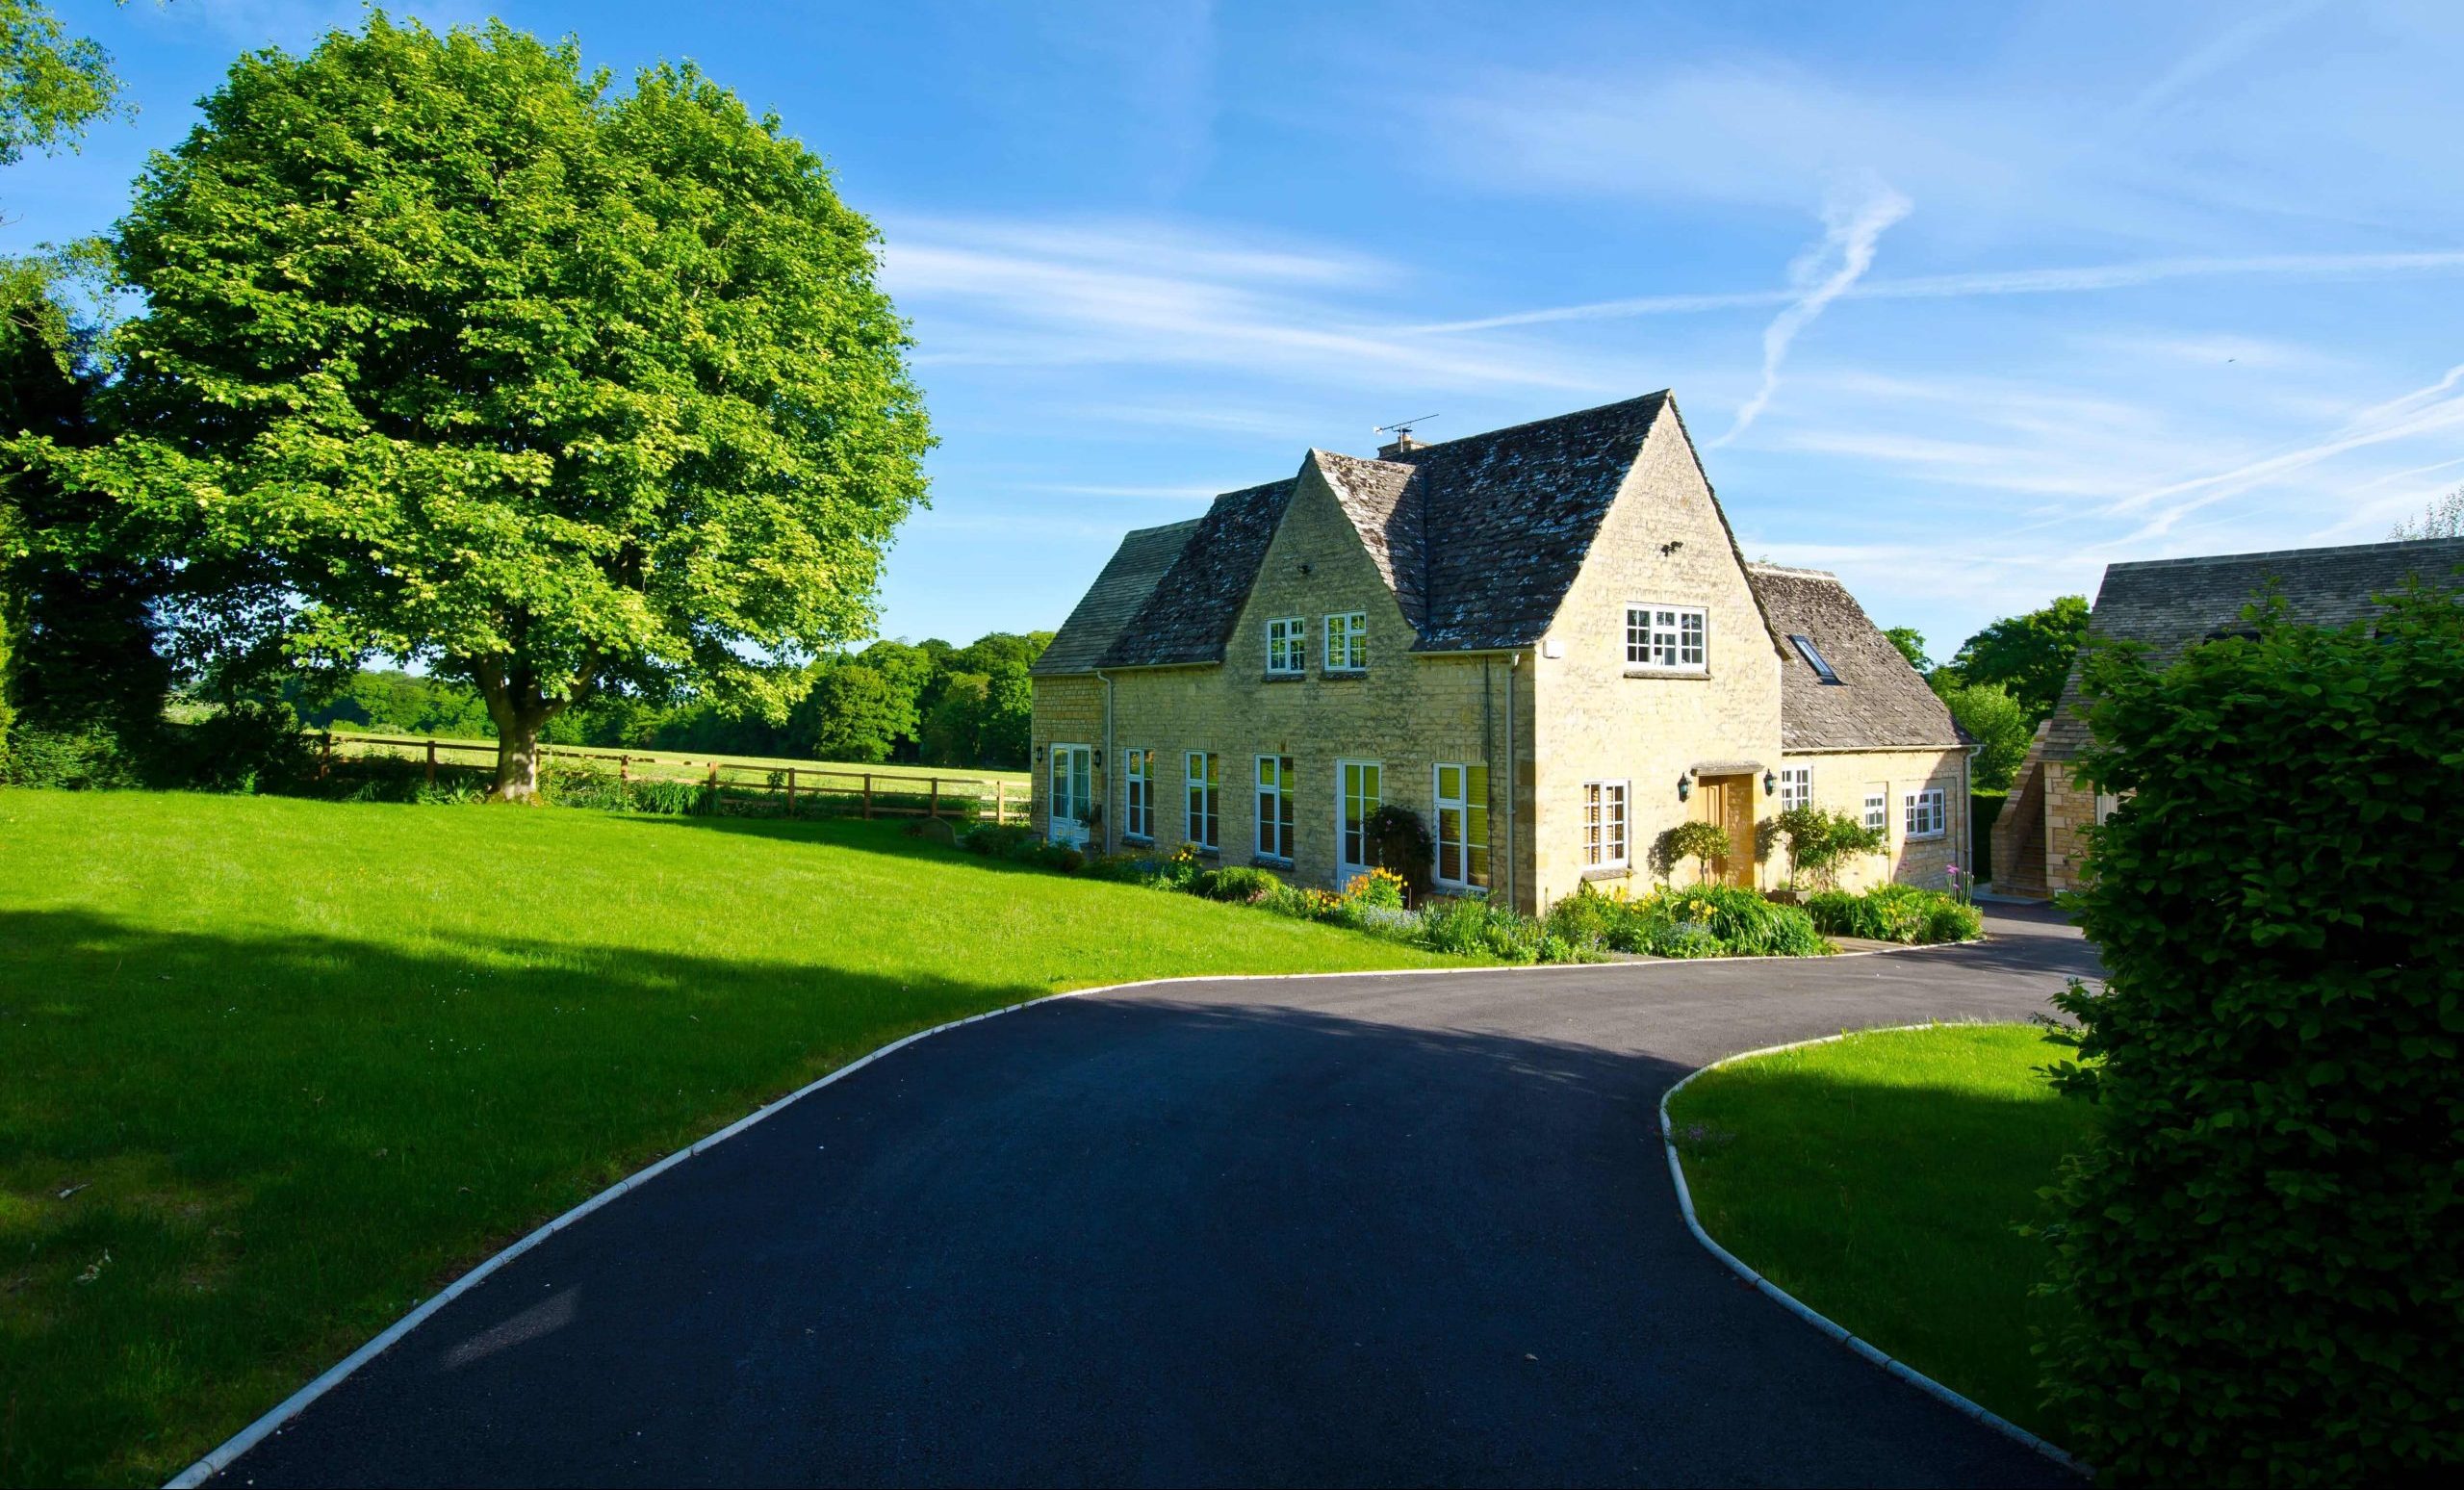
[1093,750,1104,768]
[1763,769,1778,796]
[1034,745,1044,762]
[1676,773,1692,803]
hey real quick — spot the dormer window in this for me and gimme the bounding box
[1788,632,1840,683]
[1625,604,1707,674]
[1266,616,1305,676]
[1325,611,1367,672]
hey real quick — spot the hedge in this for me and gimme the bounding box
[2040,583,2464,1483]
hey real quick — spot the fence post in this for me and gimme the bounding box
[320,732,333,781]
[620,755,630,784]
[862,774,873,820]
[424,739,437,784]
[929,778,940,820]
[786,766,797,816]
[994,780,1005,824]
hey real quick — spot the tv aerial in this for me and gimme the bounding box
[1373,414,1439,441]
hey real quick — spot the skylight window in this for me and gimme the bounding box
[1788,633,1840,684]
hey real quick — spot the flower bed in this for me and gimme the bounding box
[958,826,1858,963]
[1802,884,1983,944]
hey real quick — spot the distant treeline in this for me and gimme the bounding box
[294,631,1053,770]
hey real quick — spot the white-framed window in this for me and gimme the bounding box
[1787,632,1839,683]
[1266,616,1305,676]
[1582,780,1630,868]
[1624,604,1708,673]
[1863,788,1888,835]
[1777,765,1812,811]
[1905,787,1946,840]
[1433,763,1491,888]
[1185,751,1219,851]
[1122,749,1151,840]
[1255,755,1295,861]
[1324,611,1368,672]
[1337,758,1382,872]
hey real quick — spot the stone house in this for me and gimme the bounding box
[1992,536,2464,898]
[1029,393,1969,914]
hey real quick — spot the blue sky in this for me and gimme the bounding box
[10,1,2464,659]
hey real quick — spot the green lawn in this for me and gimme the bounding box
[1665,1024,2093,1448]
[0,788,1464,1487]
[323,728,1031,790]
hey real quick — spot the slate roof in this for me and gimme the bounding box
[1747,563,1963,751]
[1028,518,1202,677]
[1315,450,1426,631]
[1391,393,1672,653]
[1093,478,1296,669]
[1040,393,1679,673]
[2040,536,2464,758]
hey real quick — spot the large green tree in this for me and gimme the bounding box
[1934,678,2030,790]
[24,15,929,798]
[1942,595,2090,724]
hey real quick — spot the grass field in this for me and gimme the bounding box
[1665,1024,2094,1447]
[0,788,1465,1487]
[323,728,1032,790]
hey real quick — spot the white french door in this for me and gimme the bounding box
[1336,758,1381,883]
[1048,744,1092,846]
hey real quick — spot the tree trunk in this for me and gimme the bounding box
[491,708,549,802]
[472,647,593,804]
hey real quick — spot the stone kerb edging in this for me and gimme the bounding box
[1656,1024,2090,1479]
[167,938,1989,1488]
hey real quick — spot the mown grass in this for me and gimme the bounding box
[0,788,1466,1486]
[1665,1023,2093,1447]
[323,728,1032,789]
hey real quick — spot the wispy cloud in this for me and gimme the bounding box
[879,215,1614,395]
[1410,250,2464,334]
[1714,178,1910,446]
[2105,363,2464,539]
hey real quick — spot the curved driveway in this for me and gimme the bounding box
[219,906,2095,1488]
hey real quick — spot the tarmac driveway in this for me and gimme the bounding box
[217,904,2096,1488]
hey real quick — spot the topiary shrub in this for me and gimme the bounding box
[1362,805,1434,895]
[2040,584,2464,1484]
[1773,804,1886,890]
[1659,819,1732,883]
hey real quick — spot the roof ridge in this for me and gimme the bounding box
[1746,561,1841,579]
[1389,390,1672,459]
[2106,535,2464,572]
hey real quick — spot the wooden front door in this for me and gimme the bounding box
[1691,774,1757,887]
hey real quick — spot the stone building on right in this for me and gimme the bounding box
[1992,535,2464,898]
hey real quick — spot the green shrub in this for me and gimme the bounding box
[1195,865,1280,904]
[629,778,711,816]
[541,759,629,811]
[1542,886,1626,956]
[962,821,1036,858]
[1416,896,1544,963]
[0,724,148,789]
[1774,804,1886,889]
[1659,818,1732,880]
[183,703,317,793]
[1802,883,1978,944]
[1362,805,1434,894]
[2040,585,2464,1484]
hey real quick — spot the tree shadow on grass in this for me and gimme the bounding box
[0,904,1037,1488]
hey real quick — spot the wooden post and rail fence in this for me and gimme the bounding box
[310,731,1023,826]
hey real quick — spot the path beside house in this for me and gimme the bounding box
[215,906,2095,1488]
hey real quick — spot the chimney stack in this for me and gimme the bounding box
[1377,431,1421,460]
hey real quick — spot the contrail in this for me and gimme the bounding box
[1714,179,1911,447]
